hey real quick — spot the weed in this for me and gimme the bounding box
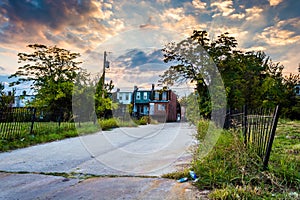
[188,119,299,198]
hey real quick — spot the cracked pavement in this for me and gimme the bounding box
[0,122,206,199]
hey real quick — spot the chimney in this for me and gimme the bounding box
[152,84,155,90]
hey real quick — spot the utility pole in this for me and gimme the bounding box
[102,51,110,98]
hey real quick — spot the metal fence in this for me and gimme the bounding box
[0,107,75,140]
[226,105,280,169]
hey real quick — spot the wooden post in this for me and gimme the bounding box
[263,105,280,170]
[30,108,36,134]
[243,105,248,145]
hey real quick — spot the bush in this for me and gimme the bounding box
[99,118,119,130]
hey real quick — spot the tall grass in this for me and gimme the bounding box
[195,119,300,199]
[164,119,299,199]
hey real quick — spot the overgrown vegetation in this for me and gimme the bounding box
[164,119,299,199]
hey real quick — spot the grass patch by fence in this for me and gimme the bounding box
[0,116,153,152]
[163,119,299,199]
[0,122,99,152]
[201,119,299,199]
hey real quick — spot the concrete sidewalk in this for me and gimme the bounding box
[0,172,208,200]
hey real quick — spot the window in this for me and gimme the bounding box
[136,92,141,100]
[119,94,123,100]
[143,105,148,114]
[155,92,159,100]
[143,92,148,100]
[125,94,129,100]
[162,92,167,100]
[158,104,165,111]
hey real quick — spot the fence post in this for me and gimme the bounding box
[30,108,36,134]
[263,105,280,170]
[58,108,62,128]
[243,105,248,145]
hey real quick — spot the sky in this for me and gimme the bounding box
[0,0,300,94]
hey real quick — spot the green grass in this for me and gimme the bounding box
[0,117,154,152]
[0,122,99,152]
[163,119,300,199]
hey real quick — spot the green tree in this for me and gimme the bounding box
[160,31,214,118]
[72,69,96,122]
[9,44,82,116]
[0,83,14,108]
[160,30,299,119]
[94,76,117,119]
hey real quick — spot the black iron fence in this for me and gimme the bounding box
[0,107,74,140]
[226,105,280,169]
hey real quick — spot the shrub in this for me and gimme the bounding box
[99,118,119,130]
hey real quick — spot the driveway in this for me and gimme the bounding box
[0,122,206,199]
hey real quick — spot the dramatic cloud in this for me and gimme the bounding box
[0,0,299,80]
[0,0,117,51]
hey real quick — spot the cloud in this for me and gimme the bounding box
[192,0,207,10]
[245,6,264,21]
[257,18,300,46]
[279,48,300,74]
[115,49,165,69]
[0,0,116,51]
[269,0,283,6]
[243,46,267,52]
[139,17,159,29]
[156,0,171,3]
[229,13,245,20]
[211,0,235,17]
[0,66,4,71]
[160,7,185,22]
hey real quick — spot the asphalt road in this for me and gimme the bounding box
[0,122,204,199]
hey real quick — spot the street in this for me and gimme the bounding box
[0,122,203,199]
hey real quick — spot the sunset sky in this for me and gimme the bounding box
[0,0,300,93]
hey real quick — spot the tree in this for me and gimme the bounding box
[160,31,216,118]
[160,30,300,119]
[0,83,14,108]
[9,44,82,116]
[94,76,117,119]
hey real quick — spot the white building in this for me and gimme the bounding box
[13,94,35,107]
[115,90,132,105]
